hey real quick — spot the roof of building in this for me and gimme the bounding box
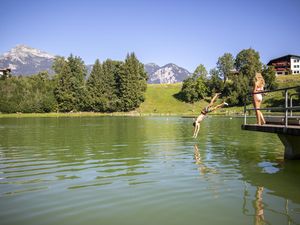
[0,68,11,72]
[267,54,300,65]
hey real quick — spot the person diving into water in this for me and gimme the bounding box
[192,93,228,138]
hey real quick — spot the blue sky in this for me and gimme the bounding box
[1,0,300,72]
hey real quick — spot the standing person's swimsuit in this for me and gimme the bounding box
[254,87,263,102]
[254,88,263,102]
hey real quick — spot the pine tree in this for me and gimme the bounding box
[67,54,87,111]
[118,53,147,111]
[101,59,119,111]
[86,59,103,111]
[87,59,119,112]
[54,62,75,112]
[53,55,87,112]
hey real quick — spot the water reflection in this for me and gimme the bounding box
[254,186,264,225]
[193,144,217,175]
[243,185,266,225]
[243,184,298,225]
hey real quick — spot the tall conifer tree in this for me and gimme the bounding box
[118,53,147,111]
[87,59,119,112]
[53,54,87,112]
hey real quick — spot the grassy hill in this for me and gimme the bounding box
[139,83,233,115]
[138,75,300,115]
[138,83,204,115]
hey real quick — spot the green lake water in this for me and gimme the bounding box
[0,116,299,225]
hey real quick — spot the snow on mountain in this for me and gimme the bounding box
[0,45,55,75]
[145,63,191,84]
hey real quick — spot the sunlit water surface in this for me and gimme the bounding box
[0,117,300,225]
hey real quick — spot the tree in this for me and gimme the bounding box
[217,53,235,82]
[0,72,57,113]
[207,68,224,95]
[53,54,87,112]
[86,59,103,111]
[235,48,262,81]
[86,59,119,112]
[193,64,208,78]
[118,53,147,111]
[222,48,264,106]
[0,77,25,113]
[52,56,66,75]
[67,54,87,110]
[223,74,249,105]
[179,64,208,103]
[180,77,198,103]
[54,61,75,112]
[262,65,277,90]
[101,59,120,111]
[23,72,56,112]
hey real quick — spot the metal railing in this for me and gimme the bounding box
[243,86,300,127]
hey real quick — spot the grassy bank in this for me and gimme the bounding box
[138,83,238,115]
[1,75,299,118]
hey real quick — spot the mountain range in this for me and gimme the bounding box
[0,45,191,84]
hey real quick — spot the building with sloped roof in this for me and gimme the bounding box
[0,68,11,79]
[267,55,300,75]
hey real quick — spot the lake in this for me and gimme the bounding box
[0,116,300,225]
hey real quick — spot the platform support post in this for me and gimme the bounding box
[278,134,300,159]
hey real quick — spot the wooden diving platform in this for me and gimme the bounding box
[241,86,300,159]
[242,123,300,159]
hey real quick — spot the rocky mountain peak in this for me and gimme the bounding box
[0,45,55,75]
[2,45,55,62]
[145,63,191,84]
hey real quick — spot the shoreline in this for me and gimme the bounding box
[2,111,294,119]
[0,111,246,118]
